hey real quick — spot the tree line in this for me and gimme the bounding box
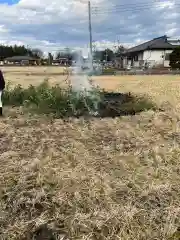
[0,44,126,62]
[54,45,127,62]
[0,45,44,60]
[93,45,127,62]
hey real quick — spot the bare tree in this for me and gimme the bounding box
[115,45,127,56]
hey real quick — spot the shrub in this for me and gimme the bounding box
[3,80,157,118]
[169,47,180,69]
[3,80,102,117]
[102,68,116,75]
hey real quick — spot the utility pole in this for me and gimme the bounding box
[105,49,108,63]
[92,41,97,62]
[88,1,93,68]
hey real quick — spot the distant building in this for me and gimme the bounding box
[123,35,180,69]
[52,58,69,66]
[4,56,39,65]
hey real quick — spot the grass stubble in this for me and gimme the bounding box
[0,71,180,239]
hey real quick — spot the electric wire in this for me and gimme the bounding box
[91,0,178,10]
[91,1,178,14]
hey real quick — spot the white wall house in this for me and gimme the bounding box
[124,35,180,68]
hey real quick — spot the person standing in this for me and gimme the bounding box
[0,70,5,116]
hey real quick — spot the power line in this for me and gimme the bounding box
[91,0,178,10]
[92,5,178,15]
[92,5,180,15]
[91,1,178,14]
[90,1,180,47]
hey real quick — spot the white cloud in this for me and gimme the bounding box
[0,25,9,33]
[0,0,179,54]
[155,0,174,9]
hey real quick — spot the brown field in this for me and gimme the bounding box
[1,67,180,239]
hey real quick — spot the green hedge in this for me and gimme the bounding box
[3,80,157,117]
[3,80,101,117]
[102,68,116,75]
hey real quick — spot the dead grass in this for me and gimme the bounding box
[2,66,67,87]
[1,68,180,239]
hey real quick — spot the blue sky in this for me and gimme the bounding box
[0,0,18,4]
[0,0,179,54]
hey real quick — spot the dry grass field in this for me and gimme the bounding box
[1,66,66,87]
[1,67,180,239]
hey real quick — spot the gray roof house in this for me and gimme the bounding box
[123,35,180,68]
[5,56,37,61]
[4,55,38,65]
[126,35,177,53]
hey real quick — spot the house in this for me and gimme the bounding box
[4,56,39,65]
[123,35,180,69]
[52,58,69,66]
